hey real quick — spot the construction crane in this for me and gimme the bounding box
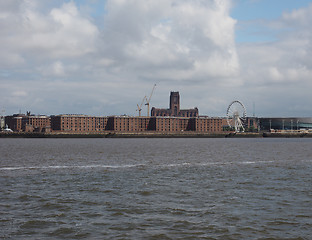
[136,96,147,117]
[145,84,156,117]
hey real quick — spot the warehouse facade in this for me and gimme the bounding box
[6,114,227,133]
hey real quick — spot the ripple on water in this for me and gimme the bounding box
[40,202,71,212]
[138,190,153,196]
[146,233,172,240]
[18,194,42,202]
[80,200,101,206]
[20,220,56,229]
[48,227,76,237]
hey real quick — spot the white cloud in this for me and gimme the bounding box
[0,0,99,67]
[101,0,239,81]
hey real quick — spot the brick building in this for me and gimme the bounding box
[5,112,51,132]
[147,117,193,132]
[5,114,228,134]
[4,113,233,134]
[151,92,198,117]
[51,115,154,133]
[49,115,225,133]
[107,116,138,132]
[51,115,109,132]
[107,116,152,132]
[195,117,226,132]
[5,114,23,132]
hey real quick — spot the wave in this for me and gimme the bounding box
[0,164,145,171]
[0,160,282,172]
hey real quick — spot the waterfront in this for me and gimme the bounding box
[1,138,312,239]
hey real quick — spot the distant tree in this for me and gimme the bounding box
[223,126,234,131]
[246,126,257,132]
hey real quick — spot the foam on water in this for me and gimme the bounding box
[0,160,280,172]
[0,164,146,171]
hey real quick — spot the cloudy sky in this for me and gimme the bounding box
[1,0,312,117]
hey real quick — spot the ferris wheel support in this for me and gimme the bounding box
[226,100,247,132]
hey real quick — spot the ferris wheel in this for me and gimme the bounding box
[226,100,247,132]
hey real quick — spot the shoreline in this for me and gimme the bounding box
[1,132,312,138]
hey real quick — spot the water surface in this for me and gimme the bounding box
[1,138,311,239]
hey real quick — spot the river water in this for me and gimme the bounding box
[0,138,311,239]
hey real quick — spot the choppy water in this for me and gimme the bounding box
[0,138,312,239]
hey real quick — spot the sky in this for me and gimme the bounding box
[1,0,312,117]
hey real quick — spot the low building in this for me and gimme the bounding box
[195,117,226,132]
[51,115,109,132]
[5,112,51,132]
[108,116,139,132]
[5,114,24,132]
[51,115,153,133]
[259,117,312,131]
[152,117,183,132]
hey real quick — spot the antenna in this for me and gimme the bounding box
[253,102,255,117]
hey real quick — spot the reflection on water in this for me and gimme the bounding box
[1,138,312,239]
